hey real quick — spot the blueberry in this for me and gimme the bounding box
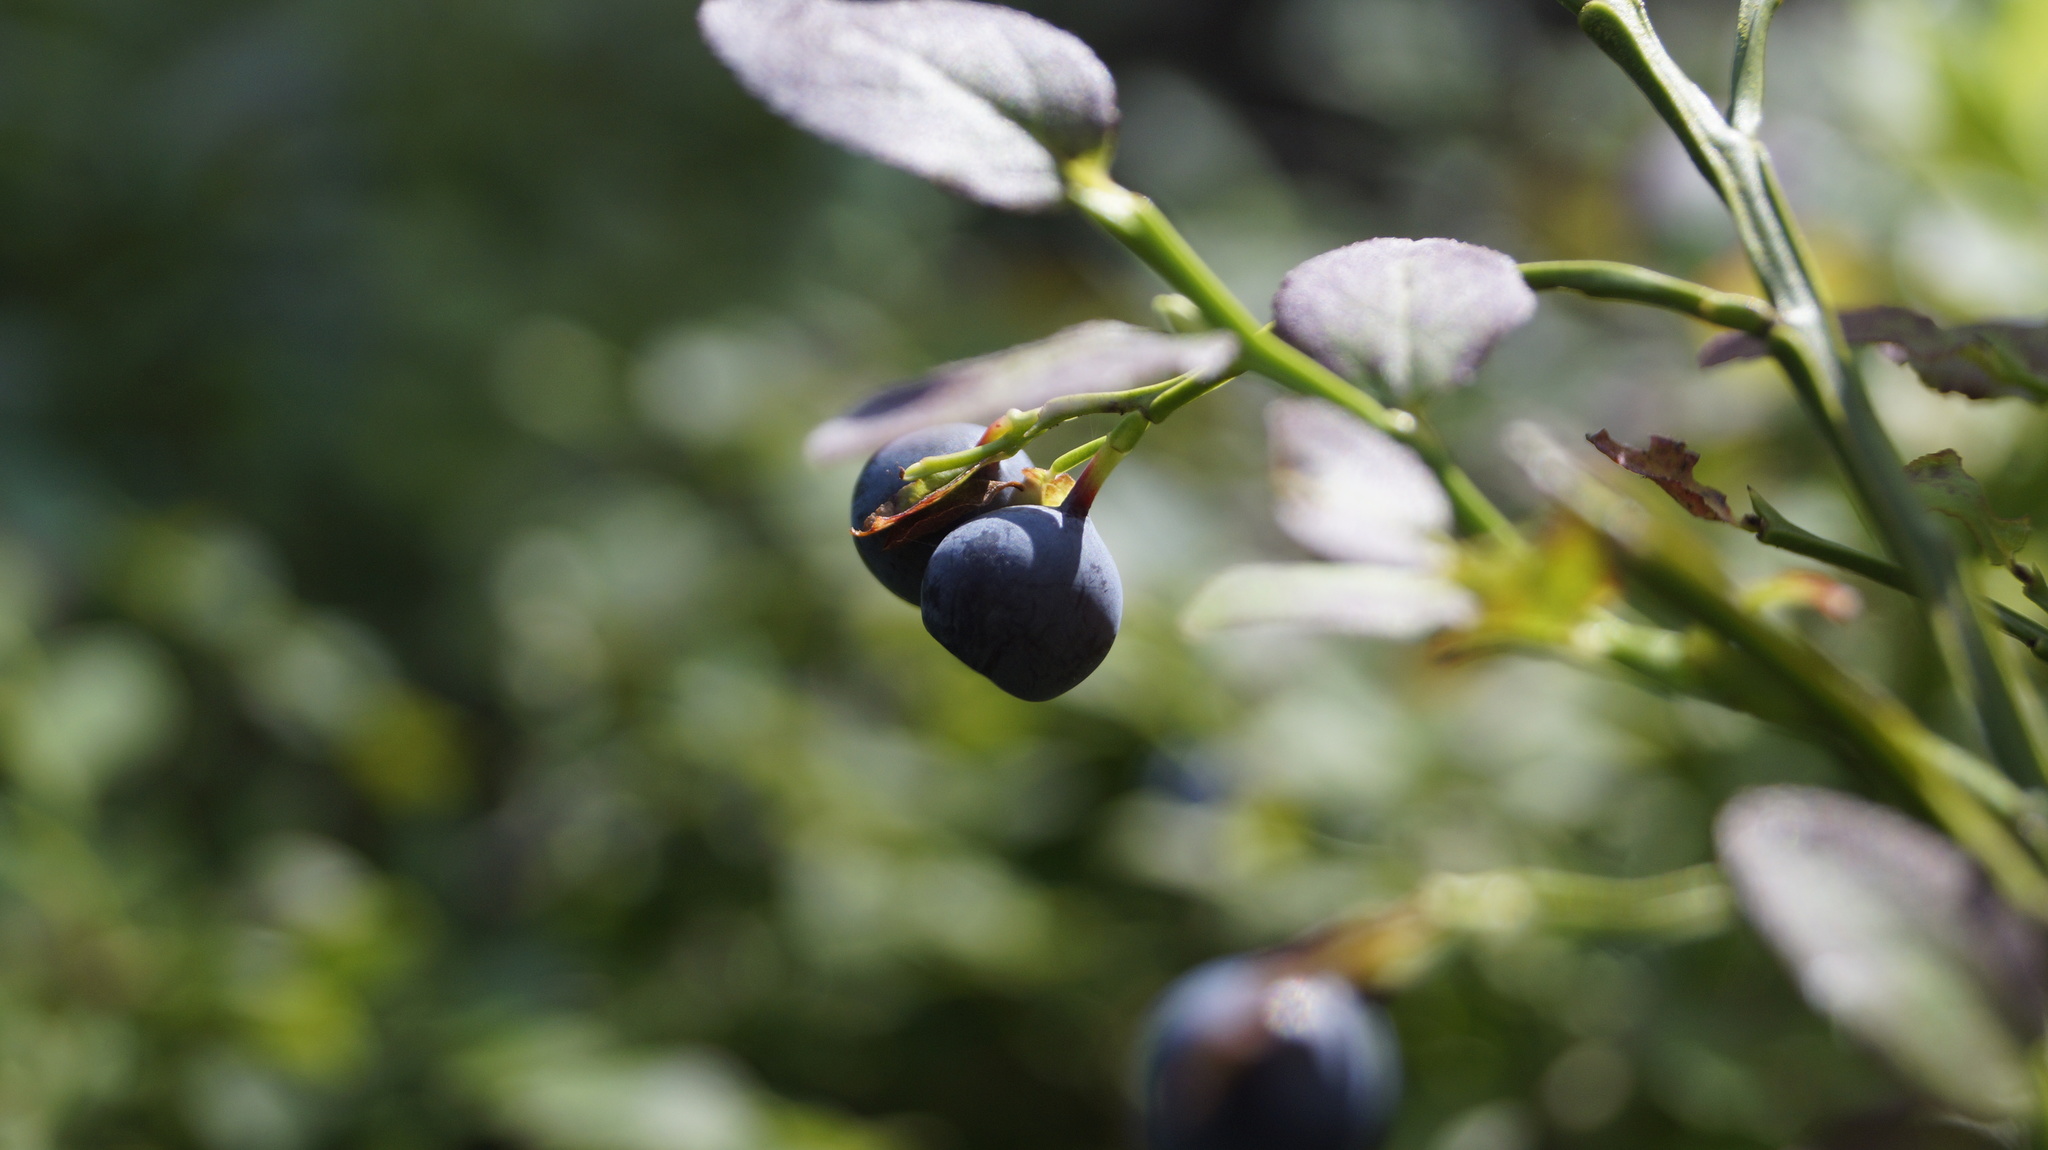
[851,424,1032,605]
[1140,956,1401,1150]
[919,504,1121,701]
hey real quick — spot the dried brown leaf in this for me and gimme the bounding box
[1585,430,1737,525]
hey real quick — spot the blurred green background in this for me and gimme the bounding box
[2,0,2047,1146]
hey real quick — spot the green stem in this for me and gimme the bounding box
[1064,160,1523,549]
[1066,412,1147,519]
[1566,0,2048,785]
[1517,430,2048,914]
[1728,0,1781,135]
[1624,541,2048,914]
[1147,370,1236,422]
[1303,863,1731,991]
[898,377,1190,482]
[895,363,1241,487]
[1747,493,2048,660]
[1416,865,1733,938]
[1521,260,1776,333]
[1048,436,1107,475]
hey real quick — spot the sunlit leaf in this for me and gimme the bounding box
[1716,786,2045,1120]
[804,322,1238,464]
[1181,563,1478,640]
[1267,399,1450,568]
[1698,306,2048,402]
[1273,238,1536,400]
[1585,430,1738,525]
[1904,449,2031,564]
[698,0,1118,212]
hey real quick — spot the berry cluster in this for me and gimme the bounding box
[853,424,1123,701]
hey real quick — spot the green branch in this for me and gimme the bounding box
[1563,0,2048,785]
[1048,436,1108,475]
[895,368,1228,485]
[1521,260,1776,333]
[1516,438,2048,914]
[1728,0,1782,135]
[1747,493,2048,661]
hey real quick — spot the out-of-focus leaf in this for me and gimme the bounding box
[1715,786,2046,1120]
[1181,563,1478,640]
[1267,399,1450,568]
[1273,238,1536,400]
[338,688,469,814]
[2,627,181,805]
[458,1020,768,1150]
[1904,449,2030,563]
[1698,306,2048,401]
[1585,430,1738,524]
[1451,517,1614,649]
[804,322,1238,464]
[697,0,1117,212]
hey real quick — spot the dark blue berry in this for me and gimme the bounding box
[1140,956,1401,1150]
[851,424,1031,605]
[919,504,1121,701]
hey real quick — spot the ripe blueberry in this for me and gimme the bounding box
[1140,956,1401,1150]
[919,504,1121,701]
[851,423,1032,605]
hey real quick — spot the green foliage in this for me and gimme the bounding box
[1905,450,2032,565]
[4,0,2048,1149]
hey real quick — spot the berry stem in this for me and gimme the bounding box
[1064,412,1147,519]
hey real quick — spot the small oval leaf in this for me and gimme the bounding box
[1182,563,1478,639]
[698,0,1118,212]
[1716,786,2046,1120]
[805,322,1238,465]
[1267,399,1451,568]
[1274,238,1536,399]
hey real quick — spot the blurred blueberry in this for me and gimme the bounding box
[1144,749,1232,805]
[1141,955,1401,1150]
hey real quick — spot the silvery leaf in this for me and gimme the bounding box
[804,322,1239,464]
[1182,563,1478,640]
[1267,399,1451,568]
[1716,786,2046,1120]
[698,0,1118,212]
[1274,238,1536,399]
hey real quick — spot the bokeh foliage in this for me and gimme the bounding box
[2,0,2047,1148]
